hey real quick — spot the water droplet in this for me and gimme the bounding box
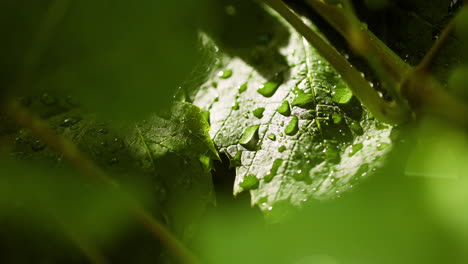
[61,117,80,127]
[252,107,265,119]
[324,145,340,163]
[284,116,299,136]
[238,83,248,93]
[291,89,315,108]
[349,121,364,135]
[239,174,259,190]
[332,85,353,104]
[267,133,276,141]
[239,125,260,150]
[293,169,307,181]
[218,69,233,79]
[31,140,45,152]
[257,73,283,97]
[264,159,283,182]
[230,151,242,167]
[377,142,389,150]
[332,113,343,124]
[108,157,119,165]
[348,143,363,156]
[232,102,240,110]
[277,100,291,116]
[98,128,108,134]
[278,145,286,152]
[40,93,56,105]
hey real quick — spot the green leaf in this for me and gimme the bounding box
[3,99,218,257]
[194,6,394,213]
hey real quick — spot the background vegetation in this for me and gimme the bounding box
[1,0,468,263]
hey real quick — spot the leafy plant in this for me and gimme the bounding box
[1,0,468,263]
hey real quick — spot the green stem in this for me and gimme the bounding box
[5,102,199,264]
[263,0,409,124]
[304,0,411,90]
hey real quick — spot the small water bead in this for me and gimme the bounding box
[278,145,286,152]
[61,117,80,127]
[377,142,389,150]
[108,157,119,165]
[267,134,276,141]
[232,102,240,110]
[40,93,56,105]
[230,151,242,167]
[218,69,233,79]
[238,83,248,93]
[31,140,45,152]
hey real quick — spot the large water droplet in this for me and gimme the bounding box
[277,101,291,116]
[264,159,283,182]
[291,89,315,108]
[239,125,260,150]
[285,116,299,136]
[239,174,259,190]
[252,107,265,119]
[332,85,353,104]
[257,73,283,97]
[348,143,363,157]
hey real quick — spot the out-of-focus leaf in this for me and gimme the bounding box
[194,4,394,214]
[0,157,133,243]
[2,99,217,261]
[1,0,213,120]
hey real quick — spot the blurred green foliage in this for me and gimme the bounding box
[1,0,215,121]
[1,0,468,263]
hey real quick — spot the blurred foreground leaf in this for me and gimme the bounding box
[1,0,213,121]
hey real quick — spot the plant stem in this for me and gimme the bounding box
[417,22,454,71]
[5,101,200,264]
[304,0,411,91]
[263,0,409,124]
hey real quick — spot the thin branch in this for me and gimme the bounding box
[416,3,465,72]
[263,0,409,124]
[304,0,411,91]
[4,101,199,264]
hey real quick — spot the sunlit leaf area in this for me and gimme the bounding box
[2,0,468,263]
